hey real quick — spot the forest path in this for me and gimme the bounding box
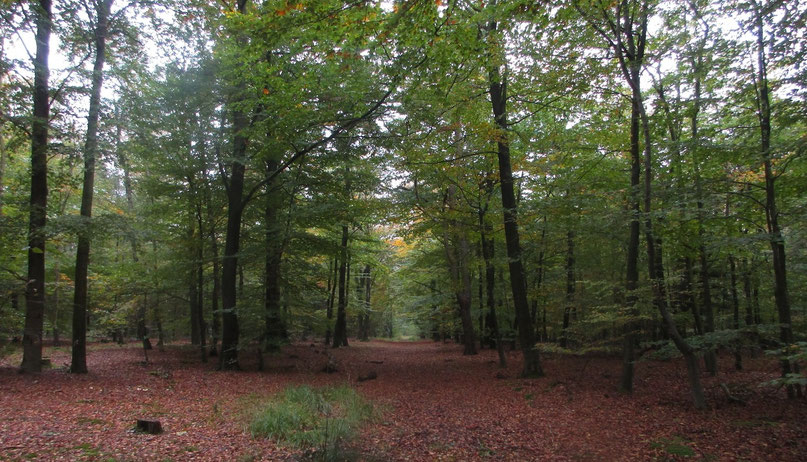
[0,340,805,461]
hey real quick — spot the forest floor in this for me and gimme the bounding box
[1,339,805,461]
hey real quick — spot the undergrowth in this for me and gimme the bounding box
[249,384,376,461]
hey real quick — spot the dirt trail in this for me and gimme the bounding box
[1,340,805,461]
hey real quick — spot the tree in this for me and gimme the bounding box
[70,0,114,375]
[20,0,52,374]
[578,0,705,406]
[484,11,544,378]
[749,0,800,398]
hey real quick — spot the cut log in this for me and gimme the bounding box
[136,419,163,434]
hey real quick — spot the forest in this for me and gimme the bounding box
[1,0,806,460]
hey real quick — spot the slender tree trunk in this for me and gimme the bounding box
[530,222,546,337]
[481,212,506,367]
[154,303,165,351]
[456,231,477,355]
[137,295,151,351]
[196,205,206,362]
[220,179,243,370]
[442,182,477,355]
[487,29,542,377]
[729,254,742,370]
[51,264,60,345]
[754,6,798,397]
[620,72,642,394]
[358,265,371,341]
[332,225,349,348]
[686,257,704,335]
[325,256,336,345]
[681,0,718,375]
[741,258,754,327]
[21,0,52,374]
[189,220,201,345]
[263,159,286,351]
[635,2,703,406]
[209,226,220,356]
[697,208,717,375]
[70,0,112,375]
[0,126,6,215]
[477,244,485,345]
[561,229,575,349]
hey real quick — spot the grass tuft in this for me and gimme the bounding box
[250,384,375,457]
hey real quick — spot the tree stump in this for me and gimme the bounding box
[136,419,163,434]
[358,370,377,382]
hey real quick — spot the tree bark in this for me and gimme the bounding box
[754,5,798,397]
[189,220,200,345]
[480,207,505,367]
[70,0,112,375]
[620,62,641,395]
[325,256,336,345]
[263,159,287,351]
[21,0,52,374]
[358,265,371,341]
[0,126,6,216]
[443,183,477,356]
[196,203,206,362]
[487,27,543,377]
[332,225,350,348]
[561,229,575,349]
[209,225,220,356]
[218,0,250,370]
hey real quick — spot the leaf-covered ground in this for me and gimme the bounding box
[1,340,805,461]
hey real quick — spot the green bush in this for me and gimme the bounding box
[250,384,375,456]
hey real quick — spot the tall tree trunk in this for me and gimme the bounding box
[729,254,742,370]
[455,231,476,355]
[70,0,112,374]
[531,221,546,337]
[693,147,717,375]
[443,183,477,355]
[683,257,703,335]
[620,64,642,395]
[137,296,151,351]
[154,303,165,351]
[51,264,60,345]
[680,0,718,377]
[561,229,575,349]
[632,1,704,406]
[754,5,798,398]
[480,208,506,367]
[325,256,336,345]
[358,264,371,341]
[209,226,220,356]
[220,178,243,370]
[21,0,52,373]
[741,258,754,327]
[0,126,6,216]
[189,220,200,345]
[487,25,543,377]
[332,225,350,348]
[263,159,286,352]
[196,204,206,362]
[218,0,250,371]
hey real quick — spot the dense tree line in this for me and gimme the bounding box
[1,0,804,407]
